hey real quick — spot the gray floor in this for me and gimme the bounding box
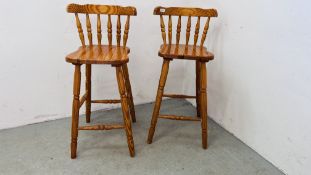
[0,99,284,175]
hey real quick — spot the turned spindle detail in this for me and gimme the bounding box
[148,6,218,149]
[176,16,181,45]
[75,13,85,46]
[123,15,130,49]
[97,14,102,45]
[117,15,121,47]
[86,14,93,45]
[66,3,137,158]
[200,17,211,49]
[160,15,167,45]
[168,15,172,45]
[193,17,201,48]
[108,15,112,46]
[186,16,191,47]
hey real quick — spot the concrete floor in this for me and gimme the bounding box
[0,99,284,175]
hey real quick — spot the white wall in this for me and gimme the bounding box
[182,1,311,175]
[0,0,191,130]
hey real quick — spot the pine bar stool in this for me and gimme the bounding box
[147,7,218,149]
[65,4,137,158]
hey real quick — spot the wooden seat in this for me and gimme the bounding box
[147,6,218,149]
[158,44,214,61]
[65,3,137,158]
[66,45,130,65]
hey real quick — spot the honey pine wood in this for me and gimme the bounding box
[147,6,218,149]
[66,3,137,158]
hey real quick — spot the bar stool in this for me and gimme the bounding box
[147,6,218,149]
[65,4,137,158]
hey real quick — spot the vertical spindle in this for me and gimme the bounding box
[160,15,167,46]
[168,15,172,45]
[186,16,191,47]
[123,15,130,49]
[200,17,211,49]
[75,13,85,46]
[97,14,102,45]
[117,15,121,47]
[176,16,181,45]
[193,17,201,48]
[86,14,92,45]
[107,15,112,46]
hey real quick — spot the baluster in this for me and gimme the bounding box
[193,17,201,48]
[186,16,191,47]
[117,15,121,47]
[200,17,211,49]
[168,15,172,45]
[176,16,181,45]
[97,14,102,45]
[107,15,112,46]
[86,14,92,46]
[160,15,167,46]
[123,15,130,49]
[75,13,85,46]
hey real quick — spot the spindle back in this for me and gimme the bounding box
[67,4,137,48]
[153,6,218,49]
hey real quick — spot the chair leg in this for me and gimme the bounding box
[196,61,201,118]
[199,62,208,149]
[121,64,136,123]
[85,64,91,123]
[71,64,81,159]
[147,59,171,144]
[116,66,135,157]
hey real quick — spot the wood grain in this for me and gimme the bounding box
[66,3,137,158]
[116,66,135,157]
[200,62,208,149]
[78,124,124,130]
[117,15,121,47]
[85,64,91,123]
[147,59,171,144]
[71,64,81,159]
[123,15,130,49]
[193,17,201,47]
[67,4,137,15]
[97,14,102,45]
[75,14,85,46]
[159,44,214,61]
[66,45,130,65]
[122,64,136,123]
[200,17,211,49]
[159,115,201,121]
[160,15,167,45]
[163,94,196,99]
[86,14,93,45]
[154,6,218,17]
[91,99,121,104]
[176,16,181,45]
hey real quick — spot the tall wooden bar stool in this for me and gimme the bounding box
[65,4,137,158]
[147,7,218,149]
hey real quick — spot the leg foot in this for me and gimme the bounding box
[116,66,135,157]
[71,64,81,158]
[147,59,170,144]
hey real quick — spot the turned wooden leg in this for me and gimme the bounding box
[85,64,91,123]
[121,64,136,123]
[71,64,81,159]
[147,59,170,144]
[196,61,201,118]
[199,62,208,149]
[116,66,135,157]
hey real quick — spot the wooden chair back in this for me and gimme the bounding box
[153,6,218,49]
[67,4,137,48]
